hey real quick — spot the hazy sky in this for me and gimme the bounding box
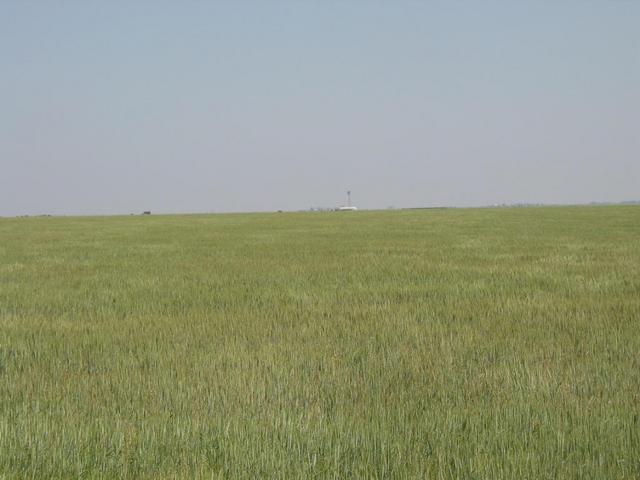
[1,1,638,215]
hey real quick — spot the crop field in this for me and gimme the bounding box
[0,206,639,479]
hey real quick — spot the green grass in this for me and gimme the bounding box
[1,206,639,479]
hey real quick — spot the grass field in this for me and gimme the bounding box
[1,206,639,478]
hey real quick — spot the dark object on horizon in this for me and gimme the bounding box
[142,211,151,215]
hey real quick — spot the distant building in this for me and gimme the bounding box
[336,190,357,211]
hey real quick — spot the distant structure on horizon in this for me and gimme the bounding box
[337,190,358,211]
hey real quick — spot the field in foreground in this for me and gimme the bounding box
[1,206,639,479]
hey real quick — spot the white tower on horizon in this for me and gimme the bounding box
[338,190,357,211]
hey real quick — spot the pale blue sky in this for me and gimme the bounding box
[1,1,638,215]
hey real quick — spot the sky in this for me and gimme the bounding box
[1,1,638,216]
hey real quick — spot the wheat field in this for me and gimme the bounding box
[1,206,639,478]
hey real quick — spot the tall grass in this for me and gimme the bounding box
[1,206,639,478]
